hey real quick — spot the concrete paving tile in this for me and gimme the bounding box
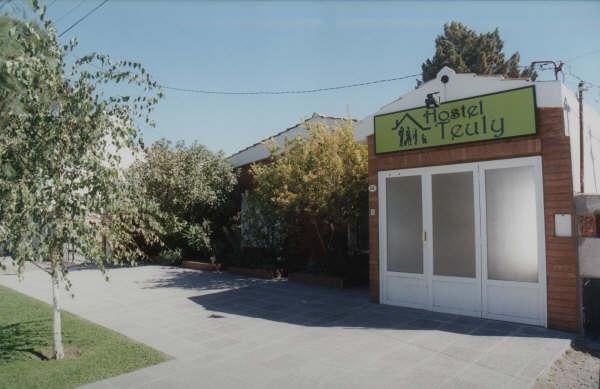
[448,364,519,388]
[0,264,573,389]
[259,352,314,371]
[441,377,496,389]
[322,370,406,389]
[402,365,453,389]
[427,352,471,373]
[200,335,241,350]
[455,333,506,351]
[405,331,459,352]
[440,344,486,363]
[265,373,327,389]
[376,343,438,372]
[476,351,534,376]
[516,358,553,380]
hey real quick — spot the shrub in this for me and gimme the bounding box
[158,248,182,265]
[130,140,237,259]
[183,221,212,258]
[249,120,368,274]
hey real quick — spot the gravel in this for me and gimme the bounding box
[535,340,600,389]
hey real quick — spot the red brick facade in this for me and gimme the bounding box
[368,107,579,332]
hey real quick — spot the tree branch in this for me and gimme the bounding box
[28,260,52,275]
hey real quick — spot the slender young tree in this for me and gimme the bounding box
[0,2,164,359]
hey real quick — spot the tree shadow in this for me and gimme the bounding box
[572,336,600,358]
[153,272,571,341]
[121,267,572,341]
[0,320,51,363]
[141,268,279,291]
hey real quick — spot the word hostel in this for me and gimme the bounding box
[359,67,600,331]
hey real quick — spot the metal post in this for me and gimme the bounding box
[578,81,585,193]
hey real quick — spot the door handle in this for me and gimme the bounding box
[423,230,427,242]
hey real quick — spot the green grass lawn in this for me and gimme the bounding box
[0,285,168,389]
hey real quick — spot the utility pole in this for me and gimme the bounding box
[578,81,587,193]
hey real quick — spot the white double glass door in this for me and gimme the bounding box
[378,156,547,326]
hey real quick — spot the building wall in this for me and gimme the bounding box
[368,107,579,331]
[562,85,600,194]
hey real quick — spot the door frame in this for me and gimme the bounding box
[427,162,482,317]
[378,166,430,310]
[477,156,547,326]
[378,156,547,326]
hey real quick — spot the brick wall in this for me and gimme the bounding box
[368,107,579,331]
[538,108,579,332]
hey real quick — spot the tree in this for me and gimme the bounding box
[0,14,51,127]
[0,3,164,359]
[131,139,237,259]
[421,22,534,82]
[250,121,367,271]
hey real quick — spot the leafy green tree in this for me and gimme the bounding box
[0,3,164,359]
[0,14,52,126]
[421,22,533,82]
[131,139,237,258]
[250,121,367,271]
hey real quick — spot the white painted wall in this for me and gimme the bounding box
[355,67,564,142]
[356,67,600,195]
[585,104,600,193]
[562,85,600,194]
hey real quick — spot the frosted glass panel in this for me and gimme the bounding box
[433,172,476,278]
[485,166,538,282]
[386,176,423,273]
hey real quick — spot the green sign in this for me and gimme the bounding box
[374,86,537,154]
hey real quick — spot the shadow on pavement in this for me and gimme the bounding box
[143,267,573,340]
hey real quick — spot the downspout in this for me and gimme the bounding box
[578,81,585,193]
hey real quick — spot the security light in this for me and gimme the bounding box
[425,92,440,108]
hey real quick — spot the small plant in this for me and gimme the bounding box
[159,248,183,265]
[184,221,213,257]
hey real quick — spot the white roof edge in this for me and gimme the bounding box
[354,67,566,142]
[228,114,354,168]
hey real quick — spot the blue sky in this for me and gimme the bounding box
[37,1,600,154]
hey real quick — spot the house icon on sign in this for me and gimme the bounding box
[391,113,431,146]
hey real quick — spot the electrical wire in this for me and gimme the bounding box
[0,0,12,12]
[566,48,600,63]
[565,66,600,89]
[59,0,108,38]
[161,73,423,95]
[56,0,86,24]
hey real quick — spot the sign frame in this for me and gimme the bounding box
[373,86,538,155]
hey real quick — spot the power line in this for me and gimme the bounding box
[59,0,109,38]
[47,0,58,9]
[0,0,12,12]
[56,0,86,24]
[566,48,600,63]
[565,66,600,89]
[162,73,423,95]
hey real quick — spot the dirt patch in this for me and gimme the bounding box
[535,341,600,389]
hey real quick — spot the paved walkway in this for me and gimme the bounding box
[0,264,572,388]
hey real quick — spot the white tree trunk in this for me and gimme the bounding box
[51,263,65,360]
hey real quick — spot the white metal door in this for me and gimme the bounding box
[479,157,547,326]
[378,168,429,309]
[428,163,482,317]
[379,156,547,326]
